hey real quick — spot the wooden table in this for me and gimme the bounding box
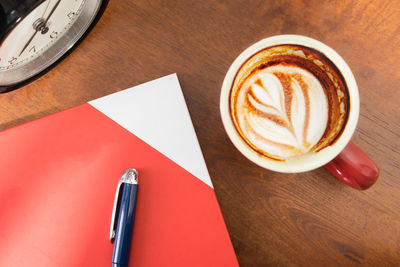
[1,0,399,265]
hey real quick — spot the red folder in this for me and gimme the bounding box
[0,74,238,267]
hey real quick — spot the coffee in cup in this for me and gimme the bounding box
[230,44,349,161]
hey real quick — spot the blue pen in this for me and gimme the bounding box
[110,169,139,267]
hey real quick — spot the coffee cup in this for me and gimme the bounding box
[220,35,379,190]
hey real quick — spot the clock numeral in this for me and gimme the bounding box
[50,31,58,39]
[29,46,36,53]
[67,11,76,20]
[8,57,17,65]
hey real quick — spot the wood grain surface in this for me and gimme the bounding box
[1,0,399,266]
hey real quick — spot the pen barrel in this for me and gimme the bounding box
[112,183,138,266]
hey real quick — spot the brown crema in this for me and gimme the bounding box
[230,45,350,160]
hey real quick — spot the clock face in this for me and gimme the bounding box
[0,0,104,89]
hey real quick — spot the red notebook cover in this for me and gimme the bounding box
[0,74,238,267]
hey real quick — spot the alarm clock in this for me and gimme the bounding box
[0,0,108,93]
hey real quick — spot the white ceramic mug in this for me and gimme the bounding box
[220,35,379,190]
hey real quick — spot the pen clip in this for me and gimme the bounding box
[110,168,138,242]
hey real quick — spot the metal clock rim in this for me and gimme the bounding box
[0,0,109,93]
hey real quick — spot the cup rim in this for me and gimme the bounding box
[220,34,359,173]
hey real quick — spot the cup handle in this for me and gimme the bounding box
[323,141,379,190]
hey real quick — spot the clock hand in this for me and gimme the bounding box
[41,0,51,18]
[19,0,61,57]
[19,31,38,57]
[43,0,61,25]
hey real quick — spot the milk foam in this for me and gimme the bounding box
[234,64,328,159]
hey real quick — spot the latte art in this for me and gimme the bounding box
[230,44,350,160]
[235,64,328,159]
